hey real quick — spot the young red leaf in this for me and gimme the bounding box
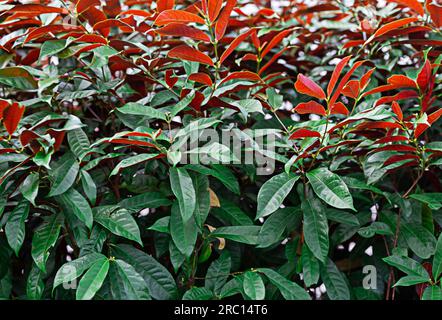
[365,17,417,44]
[0,100,8,120]
[341,80,360,99]
[416,60,431,92]
[375,90,419,107]
[154,9,205,26]
[426,0,442,28]
[168,45,214,66]
[387,74,417,88]
[360,68,375,91]
[294,74,326,100]
[289,128,321,140]
[219,29,253,64]
[215,0,237,41]
[220,71,261,85]
[76,0,100,14]
[293,101,326,116]
[330,102,350,116]
[156,23,211,42]
[157,0,175,12]
[392,101,403,121]
[9,4,66,14]
[165,70,178,88]
[208,0,223,22]
[327,55,351,97]
[328,60,366,106]
[3,102,25,135]
[189,73,213,86]
[260,28,293,59]
[387,0,424,15]
[258,47,288,75]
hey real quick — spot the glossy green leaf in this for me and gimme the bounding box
[170,167,196,222]
[107,259,150,300]
[5,200,30,256]
[243,271,265,300]
[320,259,351,300]
[76,257,109,300]
[258,268,311,300]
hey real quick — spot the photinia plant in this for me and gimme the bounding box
[0,0,441,301]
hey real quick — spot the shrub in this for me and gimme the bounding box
[0,0,441,300]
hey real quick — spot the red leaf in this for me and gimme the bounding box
[330,102,349,116]
[258,47,288,75]
[294,74,326,100]
[387,74,417,88]
[25,25,82,43]
[355,121,402,130]
[215,0,237,41]
[366,17,417,44]
[165,70,178,88]
[416,60,431,92]
[384,154,419,166]
[9,4,66,14]
[289,128,321,140]
[168,45,214,66]
[293,101,326,116]
[76,0,100,14]
[260,28,293,59]
[341,80,360,99]
[156,23,210,42]
[327,55,351,97]
[375,135,408,144]
[426,0,442,28]
[219,29,253,64]
[3,102,25,136]
[93,19,133,35]
[373,144,416,153]
[154,10,205,26]
[362,84,402,97]
[360,68,375,90]
[208,0,223,22]
[0,100,8,120]
[157,0,175,12]
[189,73,213,86]
[375,90,419,107]
[329,60,366,106]
[392,101,403,121]
[220,71,261,85]
[387,0,424,15]
[106,138,157,148]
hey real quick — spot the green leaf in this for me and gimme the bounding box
[383,255,429,282]
[402,223,436,259]
[243,271,265,300]
[210,226,261,245]
[302,195,329,262]
[68,128,90,161]
[409,193,442,210]
[183,287,214,300]
[94,207,142,245]
[57,188,93,230]
[205,252,231,295]
[301,244,320,287]
[39,39,69,60]
[358,222,393,238]
[111,244,178,300]
[326,209,360,227]
[320,259,351,300]
[191,172,210,227]
[80,170,97,204]
[0,66,38,89]
[170,167,196,222]
[148,217,170,233]
[48,154,79,197]
[211,198,253,226]
[170,202,198,257]
[107,259,150,300]
[26,263,45,300]
[394,275,429,287]
[307,167,355,210]
[76,257,109,300]
[31,214,63,272]
[433,233,442,280]
[5,200,30,256]
[119,192,172,212]
[110,153,159,176]
[257,207,299,248]
[20,172,39,206]
[258,268,311,300]
[422,285,442,300]
[186,164,240,195]
[117,103,167,120]
[256,172,299,219]
[53,253,106,289]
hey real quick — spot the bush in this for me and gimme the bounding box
[0,0,441,301]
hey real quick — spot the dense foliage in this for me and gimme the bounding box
[0,0,442,301]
